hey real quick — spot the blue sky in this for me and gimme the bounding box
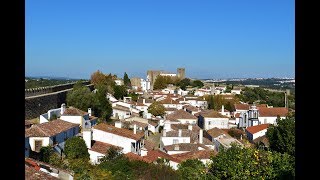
[26,0,294,79]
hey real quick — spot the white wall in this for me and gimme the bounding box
[166,150,189,155]
[169,161,179,170]
[93,129,141,154]
[29,137,50,151]
[112,109,131,120]
[40,114,49,124]
[60,116,83,126]
[88,150,106,165]
[251,129,268,140]
[204,118,229,130]
[258,116,285,125]
[231,90,241,94]
[160,137,190,146]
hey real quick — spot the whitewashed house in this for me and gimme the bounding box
[218,105,231,117]
[171,150,216,166]
[183,105,201,115]
[205,127,243,152]
[234,103,250,114]
[89,123,145,154]
[87,140,123,164]
[231,87,242,94]
[60,105,98,129]
[115,79,124,86]
[160,129,191,147]
[25,120,80,154]
[112,105,132,120]
[245,124,270,141]
[197,110,229,130]
[159,97,183,110]
[163,143,209,155]
[166,109,198,124]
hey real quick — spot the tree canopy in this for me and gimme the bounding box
[123,72,131,88]
[113,85,128,100]
[191,80,204,88]
[64,136,90,160]
[177,159,208,180]
[266,116,295,156]
[148,101,166,117]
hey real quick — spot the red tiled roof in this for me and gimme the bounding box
[143,150,181,163]
[94,123,144,141]
[246,124,270,134]
[131,121,148,128]
[198,110,229,118]
[166,109,197,120]
[165,107,178,111]
[234,113,240,118]
[148,120,158,127]
[125,152,152,163]
[62,107,88,116]
[206,127,231,138]
[218,109,230,112]
[171,150,217,161]
[234,104,250,110]
[166,129,192,137]
[89,141,122,154]
[184,105,200,112]
[25,120,78,137]
[25,164,58,180]
[144,140,157,150]
[112,105,131,112]
[257,107,288,117]
[159,97,180,104]
[163,143,209,152]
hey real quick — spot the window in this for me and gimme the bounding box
[34,140,42,152]
[208,121,211,125]
[52,136,57,144]
[186,121,189,124]
[173,139,179,144]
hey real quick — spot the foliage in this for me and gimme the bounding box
[25,77,77,89]
[209,144,295,179]
[148,101,166,117]
[139,111,144,117]
[64,137,89,160]
[191,80,204,88]
[93,84,113,121]
[177,159,207,180]
[128,92,139,102]
[207,95,215,109]
[225,84,233,93]
[100,147,124,162]
[266,116,295,156]
[113,85,128,100]
[49,114,58,121]
[39,146,53,163]
[66,83,95,111]
[177,78,191,90]
[205,94,238,111]
[227,128,246,139]
[123,72,131,88]
[153,75,180,90]
[90,70,116,94]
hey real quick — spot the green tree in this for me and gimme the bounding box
[178,159,207,180]
[153,75,167,90]
[64,137,89,160]
[39,146,53,163]
[128,92,139,102]
[207,95,215,109]
[177,78,191,90]
[148,101,166,117]
[113,85,128,100]
[66,83,95,111]
[100,146,124,162]
[191,80,204,88]
[266,116,295,156]
[92,84,113,121]
[123,72,131,87]
[91,70,107,86]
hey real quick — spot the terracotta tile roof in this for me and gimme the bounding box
[171,150,217,161]
[25,120,35,126]
[62,107,88,116]
[234,113,240,118]
[89,141,122,154]
[184,105,200,112]
[246,124,270,134]
[25,120,79,137]
[94,123,144,141]
[257,107,288,117]
[112,105,131,112]
[130,102,146,106]
[166,129,192,137]
[143,150,181,163]
[163,143,209,152]
[171,124,201,132]
[218,109,230,112]
[234,103,250,110]
[165,107,178,111]
[148,120,158,127]
[144,139,157,150]
[198,110,229,118]
[137,98,154,104]
[89,116,98,121]
[125,152,152,163]
[166,109,197,120]
[252,135,269,146]
[256,104,268,108]
[131,121,148,128]
[206,127,231,138]
[159,97,180,104]
[25,164,59,180]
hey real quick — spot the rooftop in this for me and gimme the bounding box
[25,120,78,137]
[159,97,180,104]
[171,150,217,161]
[89,141,122,154]
[234,103,250,110]
[198,110,229,118]
[143,150,181,163]
[258,107,288,117]
[163,143,209,152]
[94,123,144,141]
[125,152,152,163]
[246,124,270,134]
[112,105,131,112]
[62,107,88,116]
[166,109,197,120]
[206,127,231,138]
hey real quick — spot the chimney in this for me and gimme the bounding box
[83,130,92,148]
[178,129,182,137]
[174,144,180,151]
[61,103,66,115]
[199,129,203,144]
[222,105,224,113]
[115,121,122,128]
[133,124,137,134]
[143,98,146,104]
[88,108,92,116]
[163,129,166,137]
[188,124,192,131]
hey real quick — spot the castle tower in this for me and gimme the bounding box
[177,68,185,79]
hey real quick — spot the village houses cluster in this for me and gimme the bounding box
[25,69,289,177]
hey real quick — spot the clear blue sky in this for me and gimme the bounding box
[26,0,294,79]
